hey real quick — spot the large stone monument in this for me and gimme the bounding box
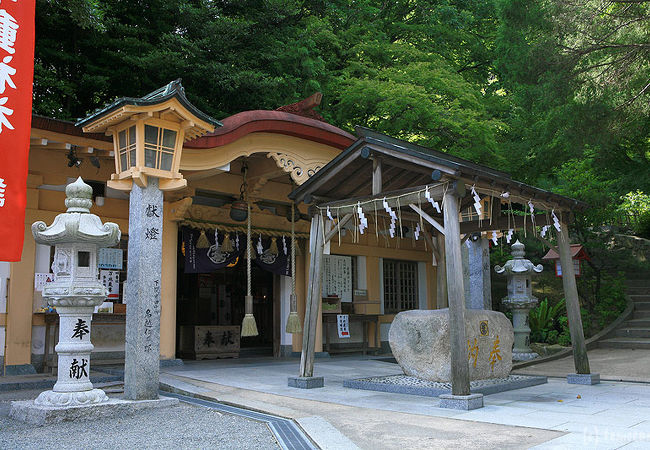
[495,240,543,361]
[31,177,120,406]
[389,309,514,382]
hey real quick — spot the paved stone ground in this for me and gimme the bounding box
[514,348,650,383]
[0,388,279,449]
[161,356,650,449]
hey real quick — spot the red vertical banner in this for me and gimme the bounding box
[0,0,35,261]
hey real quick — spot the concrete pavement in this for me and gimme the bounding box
[158,355,650,449]
[514,348,650,383]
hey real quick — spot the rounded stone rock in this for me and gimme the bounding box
[389,308,514,382]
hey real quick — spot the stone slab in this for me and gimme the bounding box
[4,364,37,376]
[288,376,324,389]
[343,374,547,397]
[567,373,600,385]
[0,372,122,392]
[513,352,539,361]
[9,395,179,426]
[439,393,484,410]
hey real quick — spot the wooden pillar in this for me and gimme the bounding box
[436,233,448,309]
[160,204,178,360]
[372,158,382,195]
[557,223,590,374]
[443,185,470,396]
[299,214,325,378]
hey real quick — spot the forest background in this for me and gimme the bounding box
[35,0,649,341]
[35,0,649,227]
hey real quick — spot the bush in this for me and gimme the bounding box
[637,212,650,239]
[529,298,566,344]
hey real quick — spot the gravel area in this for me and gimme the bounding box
[0,389,279,449]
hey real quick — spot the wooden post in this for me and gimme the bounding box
[557,223,591,374]
[299,214,325,378]
[436,233,448,309]
[443,185,470,396]
[372,158,382,195]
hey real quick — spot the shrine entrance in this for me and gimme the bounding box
[176,250,276,359]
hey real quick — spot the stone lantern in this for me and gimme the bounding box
[494,240,543,361]
[76,80,220,401]
[31,177,120,406]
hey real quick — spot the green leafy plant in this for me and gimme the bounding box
[529,298,566,335]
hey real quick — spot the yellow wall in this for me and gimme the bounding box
[6,127,441,368]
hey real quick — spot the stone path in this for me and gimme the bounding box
[160,356,650,449]
[514,348,650,383]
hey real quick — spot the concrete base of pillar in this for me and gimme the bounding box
[9,395,179,426]
[567,373,600,385]
[288,376,324,389]
[439,393,484,410]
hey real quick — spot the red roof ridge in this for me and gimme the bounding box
[184,109,355,150]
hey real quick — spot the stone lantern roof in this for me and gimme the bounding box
[32,177,121,247]
[494,240,543,275]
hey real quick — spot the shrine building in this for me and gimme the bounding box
[1,82,452,374]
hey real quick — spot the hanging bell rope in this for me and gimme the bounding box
[285,200,301,334]
[241,201,259,337]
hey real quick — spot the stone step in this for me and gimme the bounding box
[598,338,650,349]
[614,328,650,338]
[625,318,650,328]
[633,310,650,319]
[633,302,650,310]
[627,287,649,295]
[626,280,650,288]
[630,295,650,302]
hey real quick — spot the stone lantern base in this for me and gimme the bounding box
[34,388,109,408]
[9,396,179,426]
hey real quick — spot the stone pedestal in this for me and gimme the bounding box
[288,376,324,389]
[439,393,484,410]
[510,302,538,361]
[35,305,107,407]
[124,178,164,401]
[567,373,600,385]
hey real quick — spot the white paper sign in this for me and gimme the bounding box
[322,255,352,302]
[100,270,120,300]
[337,314,350,338]
[34,273,54,292]
[98,248,123,270]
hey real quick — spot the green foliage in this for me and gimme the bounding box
[529,298,565,343]
[32,0,650,229]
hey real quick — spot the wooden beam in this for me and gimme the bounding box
[536,235,559,254]
[443,183,470,396]
[459,213,553,234]
[421,228,437,266]
[557,223,591,375]
[372,158,382,195]
[299,215,325,378]
[317,182,462,216]
[409,204,445,235]
[324,213,353,244]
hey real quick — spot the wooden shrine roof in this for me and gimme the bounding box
[290,127,587,213]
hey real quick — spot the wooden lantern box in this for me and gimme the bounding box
[179,325,240,359]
